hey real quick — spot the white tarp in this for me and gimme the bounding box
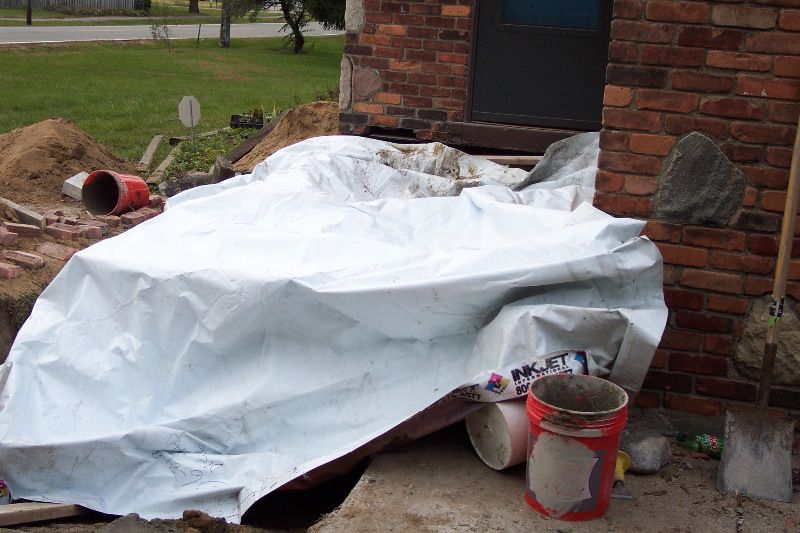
[0,135,666,521]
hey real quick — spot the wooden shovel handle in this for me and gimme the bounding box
[757,116,800,410]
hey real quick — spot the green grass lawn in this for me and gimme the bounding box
[0,36,343,162]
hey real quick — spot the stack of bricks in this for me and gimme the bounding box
[339,0,473,140]
[597,0,800,421]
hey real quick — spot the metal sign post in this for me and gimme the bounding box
[178,96,201,141]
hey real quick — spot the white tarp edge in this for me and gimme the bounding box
[0,134,666,521]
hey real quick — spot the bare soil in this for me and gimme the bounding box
[0,118,135,212]
[233,102,339,172]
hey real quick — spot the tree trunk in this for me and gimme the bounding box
[280,2,305,54]
[189,0,199,14]
[219,0,231,48]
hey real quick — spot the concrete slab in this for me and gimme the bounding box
[311,423,799,532]
[62,171,89,201]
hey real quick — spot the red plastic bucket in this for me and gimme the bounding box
[82,170,149,216]
[525,374,628,521]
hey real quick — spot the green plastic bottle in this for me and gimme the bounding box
[676,432,724,458]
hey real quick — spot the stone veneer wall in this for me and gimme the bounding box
[597,0,800,441]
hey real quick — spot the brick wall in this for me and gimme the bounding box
[597,0,800,427]
[339,0,473,140]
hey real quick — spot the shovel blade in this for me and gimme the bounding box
[716,409,794,502]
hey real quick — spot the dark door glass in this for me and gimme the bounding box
[504,0,600,30]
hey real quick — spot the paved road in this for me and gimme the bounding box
[0,22,338,44]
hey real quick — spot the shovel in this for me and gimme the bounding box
[716,118,800,503]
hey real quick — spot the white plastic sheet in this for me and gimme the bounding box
[0,135,666,521]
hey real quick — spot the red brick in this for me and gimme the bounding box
[659,330,704,351]
[683,227,746,250]
[643,370,693,393]
[699,98,763,120]
[604,85,633,107]
[374,46,404,59]
[746,31,800,54]
[635,389,662,408]
[640,45,705,67]
[388,59,419,71]
[722,143,763,163]
[706,51,772,72]
[95,215,120,228]
[681,269,743,293]
[743,166,789,189]
[677,27,744,50]
[77,225,102,240]
[599,131,629,151]
[46,224,80,241]
[675,311,733,333]
[664,115,729,139]
[602,108,662,132]
[360,33,392,46]
[1,222,40,237]
[712,5,777,30]
[743,186,758,207]
[705,294,750,315]
[607,65,668,88]
[696,377,757,401]
[737,76,800,100]
[2,250,44,270]
[0,228,17,246]
[612,20,674,43]
[665,393,723,416]
[732,123,796,145]
[598,151,662,175]
[781,9,800,31]
[629,134,676,156]
[637,89,699,112]
[595,170,625,193]
[651,349,670,369]
[120,211,148,227]
[643,221,681,242]
[775,56,800,79]
[373,92,402,105]
[768,102,800,123]
[377,24,406,36]
[664,288,705,310]
[658,244,709,267]
[768,387,800,409]
[705,334,734,355]
[625,175,658,195]
[441,5,470,17]
[748,234,784,256]
[0,261,21,280]
[670,352,729,375]
[766,147,794,168]
[711,251,775,276]
[649,1,710,23]
[353,102,384,114]
[663,265,678,284]
[609,42,639,63]
[593,193,652,217]
[438,52,467,65]
[614,0,643,19]
[35,242,77,262]
[672,71,733,93]
[761,190,793,212]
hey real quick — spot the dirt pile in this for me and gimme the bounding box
[234,101,339,172]
[0,118,134,210]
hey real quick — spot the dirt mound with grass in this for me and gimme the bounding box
[0,118,134,211]
[234,101,339,172]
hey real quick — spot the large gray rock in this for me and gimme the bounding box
[344,0,365,32]
[653,132,746,227]
[620,426,672,474]
[735,297,800,386]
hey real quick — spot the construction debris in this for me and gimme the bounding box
[137,134,164,172]
[61,171,89,201]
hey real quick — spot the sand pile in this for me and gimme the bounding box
[235,101,339,172]
[0,118,134,210]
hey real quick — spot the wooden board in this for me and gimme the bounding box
[476,155,542,166]
[147,144,180,185]
[137,134,164,172]
[0,502,87,527]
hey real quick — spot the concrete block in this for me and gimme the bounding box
[1,222,41,237]
[0,261,21,280]
[0,197,45,230]
[36,242,77,262]
[2,250,44,270]
[62,171,89,201]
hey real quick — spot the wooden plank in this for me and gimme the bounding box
[137,134,164,172]
[0,502,87,527]
[225,113,285,164]
[147,143,180,185]
[476,155,542,166]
